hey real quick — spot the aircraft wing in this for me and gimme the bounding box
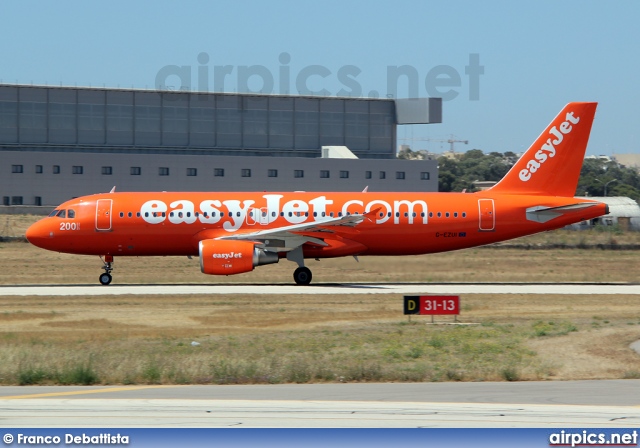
[216,212,373,252]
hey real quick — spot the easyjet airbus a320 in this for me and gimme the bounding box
[26,102,608,285]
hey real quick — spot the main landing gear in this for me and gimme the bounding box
[99,255,114,285]
[293,267,312,286]
[287,247,312,286]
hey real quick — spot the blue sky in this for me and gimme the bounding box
[2,0,638,156]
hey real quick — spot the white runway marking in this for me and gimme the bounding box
[0,283,639,296]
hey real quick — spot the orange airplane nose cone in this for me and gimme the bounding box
[25,220,51,248]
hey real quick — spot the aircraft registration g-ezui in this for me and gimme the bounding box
[27,102,608,286]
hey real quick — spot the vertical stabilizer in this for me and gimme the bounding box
[488,102,597,196]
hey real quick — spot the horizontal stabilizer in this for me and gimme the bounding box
[526,202,600,223]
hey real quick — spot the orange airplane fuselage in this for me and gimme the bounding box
[27,191,606,258]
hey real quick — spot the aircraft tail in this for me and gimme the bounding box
[488,102,597,196]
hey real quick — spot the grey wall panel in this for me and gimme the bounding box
[48,88,77,144]
[293,97,319,150]
[268,97,294,149]
[78,89,106,144]
[319,99,344,146]
[0,86,18,143]
[216,94,242,148]
[395,98,442,124]
[18,87,48,144]
[189,93,215,147]
[243,96,268,148]
[106,90,134,145]
[345,100,369,151]
[134,91,161,146]
[162,92,189,147]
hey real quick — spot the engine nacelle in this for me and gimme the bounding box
[199,239,279,275]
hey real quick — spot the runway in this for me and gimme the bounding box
[1,282,639,296]
[1,381,639,427]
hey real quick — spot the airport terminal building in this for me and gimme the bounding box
[0,84,441,207]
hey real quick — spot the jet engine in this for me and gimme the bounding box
[199,239,279,275]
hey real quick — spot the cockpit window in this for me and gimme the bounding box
[48,210,59,217]
[56,210,66,218]
[67,209,75,218]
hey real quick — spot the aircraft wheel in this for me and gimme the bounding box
[293,267,312,285]
[99,273,112,286]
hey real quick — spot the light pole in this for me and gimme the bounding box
[595,178,618,197]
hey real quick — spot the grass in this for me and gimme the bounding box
[1,316,537,384]
[0,292,639,385]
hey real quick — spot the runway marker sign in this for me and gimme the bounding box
[404,295,460,315]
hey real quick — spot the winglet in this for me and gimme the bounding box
[488,102,597,197]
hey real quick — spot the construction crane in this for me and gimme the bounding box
[399,134,469,154]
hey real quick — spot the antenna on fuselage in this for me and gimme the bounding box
[109,186,116,193]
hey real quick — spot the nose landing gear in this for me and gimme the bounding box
[99,255,114,285]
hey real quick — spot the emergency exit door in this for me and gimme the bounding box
[95,199,113,231]
[478,199,495,231]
